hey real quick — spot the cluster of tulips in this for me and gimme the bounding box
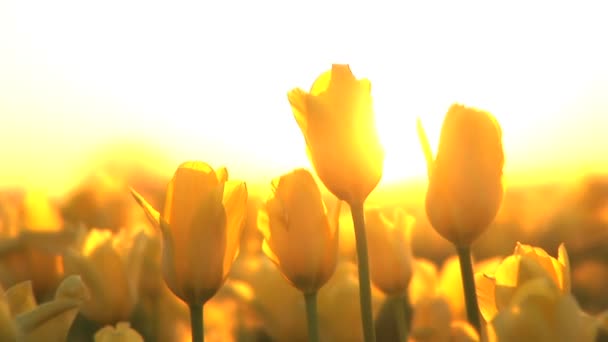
[1,64,607,342]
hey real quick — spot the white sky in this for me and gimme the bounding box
[1,1,607,196]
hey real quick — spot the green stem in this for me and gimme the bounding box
[350,201,377,342]
[457,246,482,336]
[393,294,410,342]
[189,303,204,342]
[304,291,320,342]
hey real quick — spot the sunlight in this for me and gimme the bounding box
[0,1,607,196]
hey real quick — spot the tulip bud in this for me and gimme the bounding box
[132,161,248,306]
[288,64,384,205]
[63,228,145,324]
[365,208,414,296]
[258,168,338,294]
[422,104,504,247]
[95,322,144,342]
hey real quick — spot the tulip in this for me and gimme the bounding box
[409,296,480,342]
[258,169,337,293]
[476,242,570,322]
[288,64,384,342]
[63,227,146,324]
[287,64,384,205]
[418,103,504,335]
[131,161,248,342]
[365,208,414,296]
[317,261,385,342]
[1,275,88,342]
[491,278,598,342]
[258,168,338,342]
[95,322,144,342]
[365,208,414,341]
[419,104,504,247]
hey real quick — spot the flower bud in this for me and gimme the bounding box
[422,104,504,247]
[258,169,338,293]
[288,64,384,204]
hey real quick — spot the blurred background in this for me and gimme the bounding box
[1,1,607,341]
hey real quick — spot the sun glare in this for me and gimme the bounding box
[0,2,607,196]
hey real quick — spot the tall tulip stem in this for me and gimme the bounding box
[350,201,377,342]
[189,303,204,342]
[393,294,411,342]
[457,246,482,335]
[304,291,320,342]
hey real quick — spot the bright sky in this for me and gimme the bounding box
[1,1,607,197]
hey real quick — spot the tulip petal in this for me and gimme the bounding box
[0,297,18,341]
[256,208,271,241]
[310,69,332,96]
[557,243,571,292]
[221,181,248,277]
[62,250,106,311]
[216,167,229,183]
[130,188,160,226]
[4,281,37,317]
[261,239,280,266]
[15,298,82,342]
[287,88,309,135]
[416,117,434,180]
[475,273,498,322]
[409,259,439,305]
[183,182,226,303]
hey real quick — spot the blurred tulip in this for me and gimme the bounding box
[63,227,146,324]
[408,258,440,306]
[131,161,248,306]
[258,169,338,294]
[409,296,480,342]
[229,253,306,342]
[95,322,144,342]
[0,285,18,341]
[365,208,414,296]
[418,104,504,247]
[18,191,66,297]
[0,275,88,342]
[287,64,384,205]
[317,261,385,342]
[491,278,598,342]
[476,242,570,322]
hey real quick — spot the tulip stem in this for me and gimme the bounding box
[189,303,204,342]
[304,291,320,342]
[457,246,482,336]
[350,201,377,342]
[393,294,411,342]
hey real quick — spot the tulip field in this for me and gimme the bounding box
[1,64,607,342]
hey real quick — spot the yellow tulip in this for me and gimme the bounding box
[317,261,385,342]
[131,161,248,305]
[419,104,504,247]
[365,208,414,296]
[258,168,338,294]
[95,322,144,342]
[0,285,18,341]
[1,275,88,342]
[491,278,598,342]
[63,227,146,324]
[409,296,480,342]
[288,64,384,205]
[476,242,570,322]
[229,254,307,342]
